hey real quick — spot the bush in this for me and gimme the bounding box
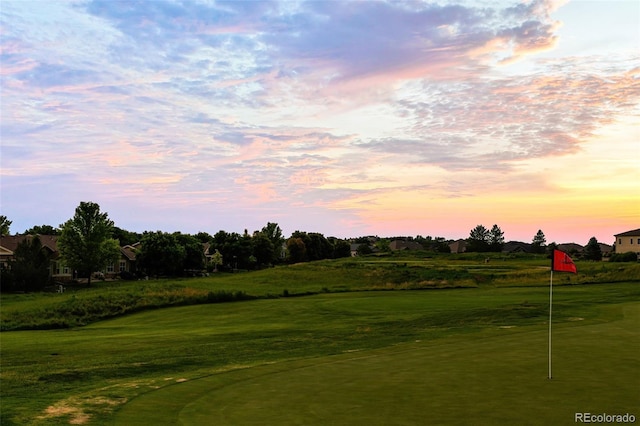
[119,270,136,280]
[610,252,638,262]
[1,286,257,331]
[0,268,15,292]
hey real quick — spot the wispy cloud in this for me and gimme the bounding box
[1,0,638,241]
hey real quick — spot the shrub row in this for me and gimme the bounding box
[609,252,639,262]
[0,288,255,331]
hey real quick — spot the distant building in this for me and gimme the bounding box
[449,239,466,253]
[502,241,532,253]
[0,234,139,282]
[557,243,583,255]
[389,240,423,251]
[614,228,640,255]
[598,243,613,256]
[118,244,139,275]
[0,234,71,281]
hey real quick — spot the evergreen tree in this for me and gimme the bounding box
[531,230,546,254]
[583,237,603,261]
[488,224,505,252]
[468,225,490,252]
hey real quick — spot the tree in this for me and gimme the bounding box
[25,225,60,235]
[331,238,352,258]
[174,233,205,272]
[307,232,333,260]
[261,222,284,256]
[238,230,254,269]
[356,243,373,256]
[58,202,120,286]
[252,233,275,267]
[195,231,213,243]
[210,249,223,272]
[376,238,391,253]
[531,230,546,254]
[467,225,490,252]
[286,237,307,263]
[0,216,11,236]
[583,237,603,261]
[212,230,239,270]
[4,236,52,292]
[434,237,451,253]
[24,224,61,236]
[137,231,186,277]
[488,224,505,252]
[112,227,141,246]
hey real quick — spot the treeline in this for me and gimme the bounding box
[135,225,352,277]
[0,204,355,291]
[1,208,634,294]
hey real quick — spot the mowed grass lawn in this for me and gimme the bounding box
[118,302,639,426]
[1,279,639,425]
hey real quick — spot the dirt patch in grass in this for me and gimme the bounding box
[39,403,90,425]
[38,395,128,425]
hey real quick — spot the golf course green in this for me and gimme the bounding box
[1,255,638,425]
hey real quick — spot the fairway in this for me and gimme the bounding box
[2,280,639,425]
[115,300,639,425]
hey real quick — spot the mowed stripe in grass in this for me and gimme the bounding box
[115,302,639,426]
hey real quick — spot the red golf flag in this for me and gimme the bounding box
[552,249,577,273]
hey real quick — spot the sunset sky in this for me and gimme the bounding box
[1,0,638,244]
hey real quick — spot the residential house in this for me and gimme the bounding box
[598,243,613,256]
[1,234,140,282]
[389,240,423,251]
[0,237,17,270]
[114,243,139,277]
[502,241,532,253]
[203,242,212,263]
[557,243,583,255]
[0,234,72,281]
[449,239,466,253]
[614,228,640,255]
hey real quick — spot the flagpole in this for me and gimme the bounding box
[548,269,553,379]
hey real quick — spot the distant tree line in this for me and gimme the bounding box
[1,203,356,290]
[1,205,635,293]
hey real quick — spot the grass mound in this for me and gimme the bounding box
[3,255,638,331]
[1,286,254,331]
